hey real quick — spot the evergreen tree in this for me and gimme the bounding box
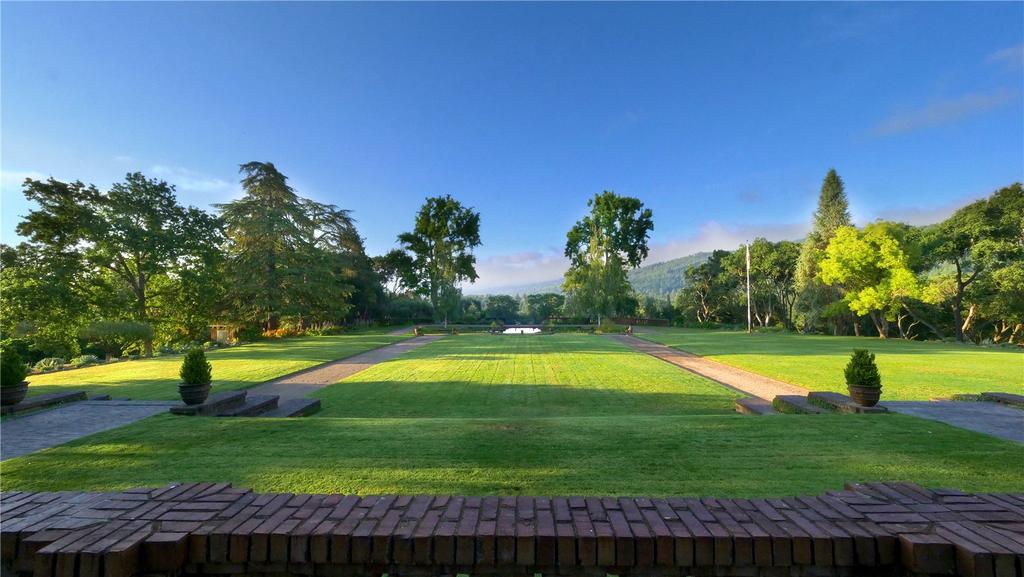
[217,162,309,330]
[795,169,852,333]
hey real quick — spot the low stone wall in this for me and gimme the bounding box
[2,482,1022,577]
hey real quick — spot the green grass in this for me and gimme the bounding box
[637,328,1023,400]
[3,412,1021,497]
[7,332,1021,497]
[24,333,409,400]
[313,334,739,417]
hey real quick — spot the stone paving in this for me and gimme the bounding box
[245,335,444,401]
[1,401,177,460]
[885,401,1024,444]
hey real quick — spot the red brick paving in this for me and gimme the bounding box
[2,482,1023,577]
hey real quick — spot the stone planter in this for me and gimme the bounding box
[1,382,29,406]
[178,383,211,405]
[848,384,881,407]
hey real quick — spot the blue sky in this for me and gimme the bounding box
[2,2,1022,291]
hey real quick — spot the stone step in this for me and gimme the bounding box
[808,391,888,414]
[89,394,112,401]
[0,390,87,415]
[772,395,829,415]
[734,397,776,415]
[169,390,247,416]
[217,394,279,417]
[262,398,321,418]
[980,392,1024,408]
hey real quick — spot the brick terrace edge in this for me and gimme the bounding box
[2,482,1023,577]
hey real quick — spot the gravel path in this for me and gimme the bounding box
[247,336,444,400]
[609,334,810,400]
[1,400,177,460]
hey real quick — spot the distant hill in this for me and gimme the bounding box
[627,251,710,297]
[473,252,710,297]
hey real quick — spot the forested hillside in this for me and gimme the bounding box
[477,252,711,297]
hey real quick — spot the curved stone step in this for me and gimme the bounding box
[980,392,1024,408]
[735,397,776,415]
[261,398,321,418]
[808,391,888,414]
[217,394,279,417]
[772,395,829,414]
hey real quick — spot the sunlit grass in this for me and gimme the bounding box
[314,334,739,417]
[637,328,1023,400]
[25,332,410,400]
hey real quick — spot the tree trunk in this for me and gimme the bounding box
[136,274,154,358]
[901,303,944,340]
[869,311,888,339]
[852,319,861,337]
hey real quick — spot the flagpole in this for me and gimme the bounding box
[746,243,752,334]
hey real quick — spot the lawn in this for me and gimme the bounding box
[313,334,740,417]
[3,412,1021,496]
[24,332,410,400]
[4,333,1022,497]
[637,328,1023,400]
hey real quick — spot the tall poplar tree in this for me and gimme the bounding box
[562,191,654,321]
[397,195,482,324]
[794,168,852,333]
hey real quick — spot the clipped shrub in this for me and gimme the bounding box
[180,348,212,385]
[1,349,29,386]
[69,355,100,367]
[596,318,622,334]
[236,326,262,342]
[79,320,155,359]
[34,357,65,371]
[845,349,881,388]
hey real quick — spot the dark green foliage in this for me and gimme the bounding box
[563,191,654,320]
[484,295,519,323]
[844,349,881,388]
[795,168,853,333]
[1,349,29,387]
[179,348,212,385]
[397,195,482,323]
[15,173,224,357]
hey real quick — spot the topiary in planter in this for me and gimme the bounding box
[1,349,30,406]
[845,349,882,406]
[178,348,212,405]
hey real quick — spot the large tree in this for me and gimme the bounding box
[397,195,482,325]
[818,223,920,338]
[16,173,222,355]
[675,250,735,324]
[562,191,653,321]
[217,162,309,330]
[723,239,800,329]
[794,169,852,334]
[921,183,1024,342]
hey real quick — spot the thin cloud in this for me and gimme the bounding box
[150,165,238,196]
[987,43,1024,69]
[0,169,48,191]
[871,88,1018,136]
[470,220,811,292]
